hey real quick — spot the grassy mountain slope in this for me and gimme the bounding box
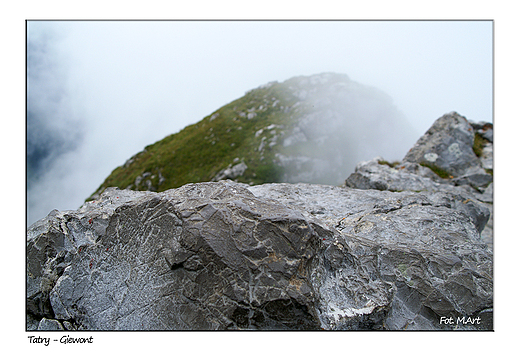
[90,78,298,199]
[89,73,415,200]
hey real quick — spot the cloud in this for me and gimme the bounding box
[275,73,417,185]
[27,23,86,224]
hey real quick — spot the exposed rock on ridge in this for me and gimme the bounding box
[403,112,483,177]
[27,111,492,331]
[346,112,493,250]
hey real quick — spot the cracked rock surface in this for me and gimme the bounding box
[27,180,492,330]
[249,183,492,330]
[28,182,328,330]
[345,112,493,252]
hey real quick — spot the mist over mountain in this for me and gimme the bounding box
[91,73,416,198]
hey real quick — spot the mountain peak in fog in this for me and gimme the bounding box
[90,72,416,199]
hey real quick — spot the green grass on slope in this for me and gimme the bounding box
[88,82,301,200]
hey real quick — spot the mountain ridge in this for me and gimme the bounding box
[89,72,416,200]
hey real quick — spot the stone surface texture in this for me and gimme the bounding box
[345,112,493,251]
[403,112,483,177]
[27,112,493,331]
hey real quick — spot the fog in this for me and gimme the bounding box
[272,73,418,185]
[26,21,492,226]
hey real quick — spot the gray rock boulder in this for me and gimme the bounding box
[26,189,155,323]
[345,157,491,226]
[28,182,337,330]
[249,183,492,330]
[345,112,493,253]
[27,179,492,330]
[403,112,483,178]
[346,157,446,192]
[212,162,248,182]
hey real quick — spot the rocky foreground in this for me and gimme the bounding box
[27,112,493,330]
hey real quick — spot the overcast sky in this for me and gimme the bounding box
[26,20,492,226]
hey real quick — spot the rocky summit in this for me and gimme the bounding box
[27,111,492,331]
